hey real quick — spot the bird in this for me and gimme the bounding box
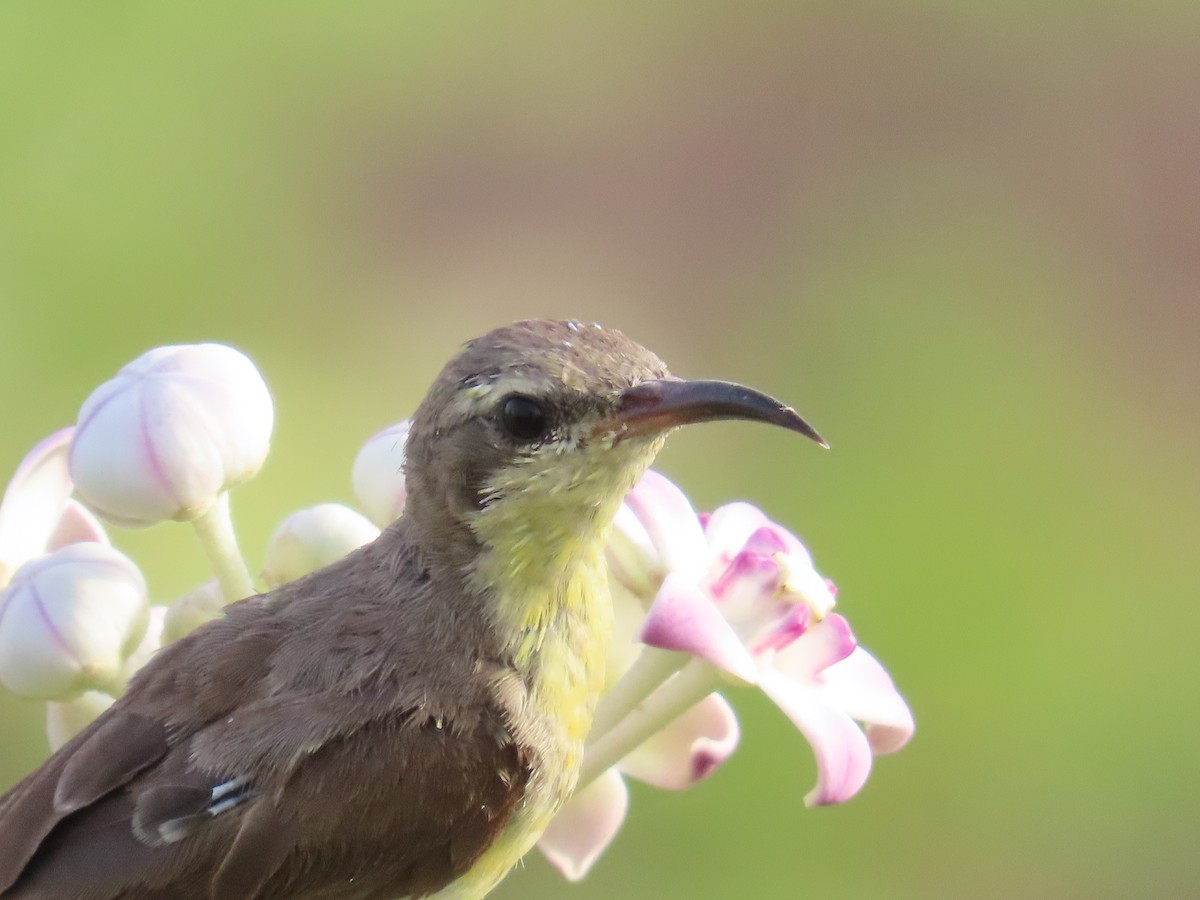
[0,318,826,899]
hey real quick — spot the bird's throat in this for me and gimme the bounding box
[464,442,666,765]
[448,436,663,899]
[471,517,615,751]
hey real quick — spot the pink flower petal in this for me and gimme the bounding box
[773,614,857,681]
[0,428,74,569]
[46,500,109,551]
[773,525,816,569]
[640,574,758,683]
[538,768,629,881]
[819,645,914,756]
[758,667,873,806]
[618,692,739,790]
[703,502,772,563]
[622,470,709,580]
[741,526,789,556]
[750,603,811,657]
[709,548,783,605]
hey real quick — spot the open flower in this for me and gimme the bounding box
[545,470,913,878]
[626,471,913,804]
[68,343,273,528]
[0,429,108,589]
[0,542,149,700]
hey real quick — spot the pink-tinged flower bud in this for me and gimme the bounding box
[262,503,380,588]
[0,429,109,588]
[46,690,114,752]
[0,429,74,581]
[351,421,410,527]
[162,580,224,644]
[46,501,109,553]
[0,543,148,700]
[69,344,274,527]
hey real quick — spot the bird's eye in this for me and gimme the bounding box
[499,395,551,442]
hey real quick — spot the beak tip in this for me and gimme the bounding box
[781,406,828,449]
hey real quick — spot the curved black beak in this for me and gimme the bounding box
[616,378,828,447]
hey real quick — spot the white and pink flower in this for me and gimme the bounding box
[68,343,273,528]
[633,479,913,805]
[0,542,149,701]
[0,428,107,588]
[539,470,914,878]
[541,692,739,880]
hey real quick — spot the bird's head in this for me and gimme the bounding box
[403,319,824,590]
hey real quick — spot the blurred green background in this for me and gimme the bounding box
[2,3,1198,897]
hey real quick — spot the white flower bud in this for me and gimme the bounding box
[121,604,166,680]
[262,503,380,588]
[351,421,410,527]
[69,344,274,527]
[45,607,165,750]
[162,580,225,644]
[0,543,148,700]
[46,690,114,751]
[0,429,74,578]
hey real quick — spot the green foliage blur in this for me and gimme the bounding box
[2,3,1197,897]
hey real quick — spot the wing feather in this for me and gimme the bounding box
[0,533,533,899]
[55,713,167,814]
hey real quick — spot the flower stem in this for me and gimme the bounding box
[589,646,689,738]
[579,660,725,790]
[191,492,255,603]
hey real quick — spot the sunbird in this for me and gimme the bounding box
[0,319,824,899]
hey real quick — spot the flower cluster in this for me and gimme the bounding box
[0,429,144,715]
[537,470,914,878]
[0,342,912,884]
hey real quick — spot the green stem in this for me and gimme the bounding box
[590,646,689,738]
[191,492,255,603]
[579,660,725,790]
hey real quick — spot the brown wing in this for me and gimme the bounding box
[0,672,183,892]
[0,710,167,893]
[0,593,531,897]
[0,601,275,898]
[2,705,529,900]
[214,712,530,900]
